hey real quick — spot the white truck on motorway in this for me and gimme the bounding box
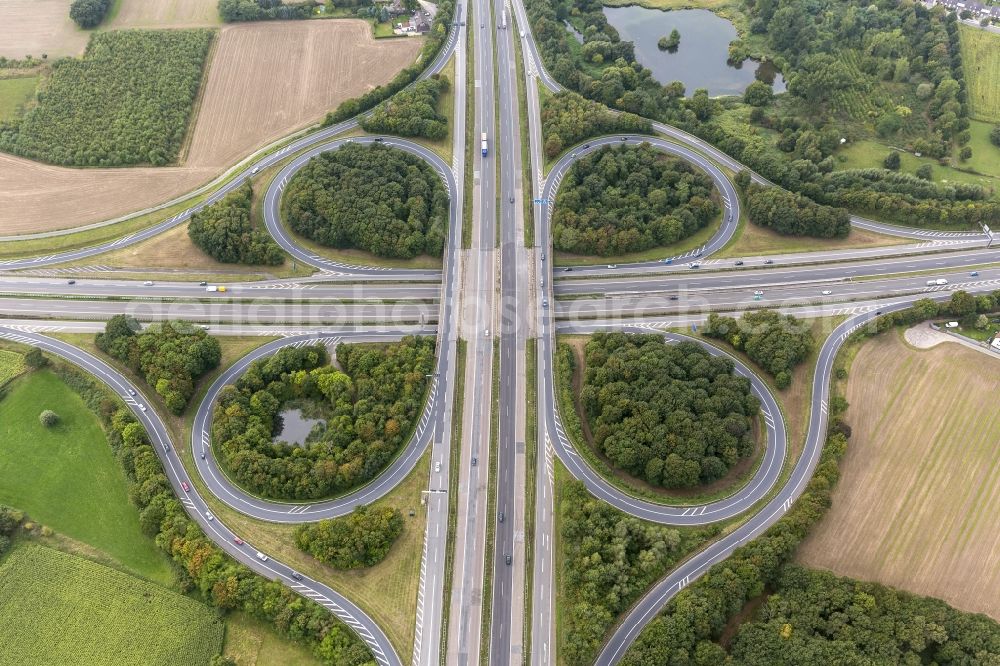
[481,132,488,156]
[926,278,949,286]
[501,8,507,29]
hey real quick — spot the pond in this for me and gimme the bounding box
[600,7,786,97]
[274,408,324,447]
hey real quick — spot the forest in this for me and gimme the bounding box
[560,479,718,666]
[283,144,448,259]
[702,310,814,389]
[188,183,284,265]
[95,316,221,414]
[213,339,435,500]
[360,76,449,141]
[729,565,1000,664]
[295,505,403,569]
[552,144,719,256]
[540,91,651,159]
[525,0,999,230]
[217,0,312,22]
[0,30,213,167]
[324,0,455,124]
[744,183,851,238]
[46,359,372,665]
[69,0,112,28]
[577,333,759,489]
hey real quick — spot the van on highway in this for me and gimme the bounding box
[926,278,948,286]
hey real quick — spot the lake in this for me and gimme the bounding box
[600,7,786,97]
[274,408,323,447]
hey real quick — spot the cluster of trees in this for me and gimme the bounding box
[96,316,221,414]
[323,0,455,124]
[217,0,312,22]
[540,91,651,159]
[578,333,759,489]
[283,144,448,259]
[657,29,680,51]
[213,339,435,500]
[294,505,403,569]
[729,565,1000,663]
[863,291,1000,338]
[188,183,283,265]
[0,30,213,167]
[560,479,717,665]
[359,76,449,141]
[69,0,112,28]
[620,429,850,666]
[744,184,851,238]
[0,505,24,556]
[552,144,719,256]
[47,359,373,664]
[703,310,814,389]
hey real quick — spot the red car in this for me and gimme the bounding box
[181,481,190,492]
[233,537,244,546]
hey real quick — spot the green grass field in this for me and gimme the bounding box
[0,349,25,387]
[959,25,1000,122]
[223,613,322,666]
[0,542,223,666]
[0,76,38,122]
[0,370,173,584]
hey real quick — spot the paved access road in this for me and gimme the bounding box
[0,326,402,666]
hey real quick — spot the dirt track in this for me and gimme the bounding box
[797,332,1000,620]
[0,21,422,235]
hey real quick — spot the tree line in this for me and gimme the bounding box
[188,182,284,265]
[0,30,213,167]
[559,479,719,666]
[41,356,373,665]
[540,91,651,160]
[575,333,759,489]
[702,310,814,389]
[295,505,403,569]
[96,316,221,414]
[743,182,851,238]
[283,144,448,259]
[69,0,112,28]
[213,339,435,500]
[552,144,720,256]
[729,565,1000,664]
[0,505,24,557]
[360,76,450,141]
[323,0,455,125]
[217,0,312,22]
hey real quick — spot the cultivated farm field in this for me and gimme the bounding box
[108,0,221,28]
[959,25,1000,123]
[0,542,223,666]
[0,0,89,59]
[797,332,1000,620]
[0,20,422,234]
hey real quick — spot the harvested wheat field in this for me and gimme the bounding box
[0,0,90,59]
[797,331,1000,620]
[184,21,422,168]
[108,0,220,28]
[0,20,421,234]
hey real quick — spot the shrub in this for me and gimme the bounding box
[883,150,901,170]
[24,348,47,369]
[991,125,1000,148]
[743,80,773,107]
[916,163,933,180]
[39,410,59,427]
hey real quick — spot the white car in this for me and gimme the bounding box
[821,290,832,295]
[256,551,268,562]
[484,329,490,338]
[753,290,764,296]
[607,264,617,269]
[251,166,260,174]
[434,461,442,472]
[205,511,214,521]
[138,404,147,412]
[143,280,154,286]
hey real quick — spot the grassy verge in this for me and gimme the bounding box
[478,338,501,664]
[511,13,534,248]
[553,214,724,266]
[717,217,906,258]
[0,369,173,585]
[463,17,475,249]
[438,339,467,664]
[522,342,537,658]
[223,612,322,665]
